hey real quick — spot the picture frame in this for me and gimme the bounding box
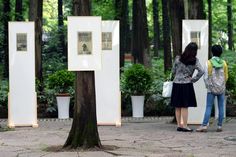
[102,32,112,50]
[78,32,92,55]
[16,33,27,51]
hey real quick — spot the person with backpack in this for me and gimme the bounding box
[196,45,228,132]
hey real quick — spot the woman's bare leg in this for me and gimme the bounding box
[175,108,182,127]
[181,107,188,128]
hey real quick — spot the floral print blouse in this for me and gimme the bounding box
[172,56,204,84]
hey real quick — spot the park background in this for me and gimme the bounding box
[0,0,236,118]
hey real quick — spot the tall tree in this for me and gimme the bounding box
[115,0,130,68]
[227,0,233,50]
[29,0,43,81]
[58,0,66,58]
[15,0,23,21]
[153,0,160,57]
[208,0,212,58]
[3,0,10,78]
[169,0,185,57]
[162,0,172,72]
[188,0,205,19]
[132,0,150,66]
[64,0,101,149]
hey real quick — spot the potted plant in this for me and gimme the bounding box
[48,69,75,119]
[121,64,153,117]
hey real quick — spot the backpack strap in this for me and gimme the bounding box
[223,60,228,82]
[207,60,212,76]
[208,60,228,82]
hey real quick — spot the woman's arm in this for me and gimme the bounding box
[191,59,204,83]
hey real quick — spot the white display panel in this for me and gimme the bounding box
[68,16,102,71]
[95,21,121,126]
[8,22,38,128]
[182,20,209,124]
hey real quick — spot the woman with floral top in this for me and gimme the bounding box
[171,42,204,132]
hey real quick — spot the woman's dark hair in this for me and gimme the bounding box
[180,42,198,65]
[211,45,222,57]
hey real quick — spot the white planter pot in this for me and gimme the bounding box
[56,96,70,119]
[131,95,145,118]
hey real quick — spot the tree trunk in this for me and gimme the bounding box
[29,0,43,81]
[132,0,150,66]
[115,0,130,68]
[3,0,10,78]
[227,0,233,50]
[208,0,212,58]
[162,0,172,72]
[188,0,205,19]
[64,0,101,149]
[184,0,189,19]
[153,0,160,57]
[58,0,66,58]
[169,0,185,57]
[15,0,23,21]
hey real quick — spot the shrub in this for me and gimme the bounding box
[121,64,153,96]
[0,80,8,107]
[47,69,75,94]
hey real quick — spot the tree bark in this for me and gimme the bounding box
[3,0,10,78]
[29,0,43,81]
[227,0,233,50]
[188,0,205,19]
[64,0,101,149]
[15,0,23,21]
[169,0,185,57]
[58,0,66,58]
[208,0,212,58]
[162,0,172,72]
[153,0,160,57]
[184,0,189,19]
[115,0,130,68]
[132,0,150,66]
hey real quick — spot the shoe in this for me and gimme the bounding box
[196,126,207,132]
[177,127,184,132]
[216,126,223,132]
[182,127,193,132]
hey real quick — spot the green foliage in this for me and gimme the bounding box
[92,0,115,20]
[222,50,236,104]
[121,64,153,95]
[0,79,8,107]
[42,53,66,77]
[48,69,75,94]
[145,58,174,116]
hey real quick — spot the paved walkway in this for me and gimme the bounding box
[0,117,236,157]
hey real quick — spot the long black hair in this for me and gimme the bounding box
[180,42,198,65]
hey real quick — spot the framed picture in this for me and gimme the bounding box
[190,31,201,49]
[78,32,92,55]
[16,33,27,51]
[102,32,112,50]
[68,16,102,71]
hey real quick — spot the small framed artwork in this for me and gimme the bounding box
[190,31,201,49]
[78,32,92,55]
[68,16,102,71]
[102,32,112,50]
[16,33,27,51]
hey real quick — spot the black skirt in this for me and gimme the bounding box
[170,83,197,108]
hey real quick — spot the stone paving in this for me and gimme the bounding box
[0,117,236,157]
